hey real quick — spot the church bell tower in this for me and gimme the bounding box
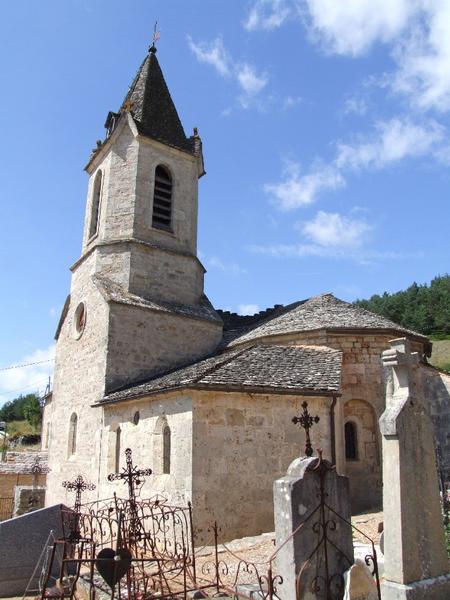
[45,40,222,503]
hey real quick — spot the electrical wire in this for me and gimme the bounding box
[0,358,55,372]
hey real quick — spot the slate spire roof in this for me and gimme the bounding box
[119,46,194,153]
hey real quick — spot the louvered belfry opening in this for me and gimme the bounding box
[152,165,172,229]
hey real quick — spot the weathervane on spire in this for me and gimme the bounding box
[150,20,160,53]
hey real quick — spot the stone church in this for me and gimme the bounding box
[43,41,450,541]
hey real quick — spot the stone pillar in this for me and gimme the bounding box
[380,338,450,600]
[273,454,353,600]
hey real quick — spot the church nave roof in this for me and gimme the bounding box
[98,344,342,405]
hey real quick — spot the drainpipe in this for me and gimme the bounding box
[329,395,337,465]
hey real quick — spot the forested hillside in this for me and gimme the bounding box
[355,275,450,336]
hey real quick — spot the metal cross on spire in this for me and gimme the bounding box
[108,448,152,541]
[292,400,320,457]
[149,20,161,53]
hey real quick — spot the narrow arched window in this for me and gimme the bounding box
[45,422,51,450]
[89,170,102,238]
[68,413,78,457]
[152,165,172,230]
[162,425,171,474]
[115,427,121,474]
[345,421,358,461]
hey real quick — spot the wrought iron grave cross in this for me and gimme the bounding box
[107,448,152,540]
[62,474,96,540]
[28,456,48,507]
[292,400,320,457]
[62,474,96,514]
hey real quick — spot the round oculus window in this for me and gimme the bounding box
[74,302,87,339]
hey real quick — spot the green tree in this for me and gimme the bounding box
[22,395,42,429]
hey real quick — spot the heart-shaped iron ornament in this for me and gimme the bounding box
[95,547,132,588]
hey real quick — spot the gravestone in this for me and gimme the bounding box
[273,454,353,599]
[13,485,45,516]
[343,559,378,600]
[0,503,69,597]
[380,338,450,600]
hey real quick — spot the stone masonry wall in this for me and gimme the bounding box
[129,243,204,305]
[191,391,333,542]
[241,331,427,512]
[46,252,109,506]
[82,120,138,251]
[98,392,193,507]
[135,137,200,256]
[421,366,450,482]
[105,302,222,393]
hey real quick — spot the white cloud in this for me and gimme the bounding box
[265,117,446,209]
[207,256,247,276]
[249,242,422,264]
[236,63,268,96]
[343,97,368,116]
[188,35,269,110]
[302,2,450,113]
[264,160,344,209]
[335,117,445,171]
[238,304,260,315]
[0,345,55,406]
[283,95,302,109]
[303,0,413,57]
[244,0,294,31]
[187,35,231,77]
[392,2,450,112]
[299,211,371,248]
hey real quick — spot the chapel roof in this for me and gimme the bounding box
[119,47,195,154]
[222,293,430,348]
[98,344,342,405]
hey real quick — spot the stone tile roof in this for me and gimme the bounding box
[121,49,195,154]
[99,344,342,404]
[0,451,48,475]
[93,274,221,324]
[225,294,429,347]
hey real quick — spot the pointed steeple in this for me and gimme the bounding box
[119,46,194,153]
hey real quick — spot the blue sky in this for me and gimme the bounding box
[1,0,449,404]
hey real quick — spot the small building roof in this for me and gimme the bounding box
[0,451,48,475]
[98,344,342,405]
[224,293,430,348]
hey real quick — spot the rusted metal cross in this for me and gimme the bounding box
[108,448,152,541]
[28,456,48,508]
[62,474,95,540]
[292,400,320,457]
[62,474,96,514]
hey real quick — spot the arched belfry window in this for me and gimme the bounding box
[162,425,171,474]
[68,413,78,457]
[152,165,172,230]
[345,421,358,461]
[89,170,102,238]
